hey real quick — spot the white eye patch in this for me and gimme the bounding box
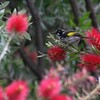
[57,32,60,36]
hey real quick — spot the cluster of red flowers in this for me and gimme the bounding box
[47,28,100,72]
[86,28,100,50]
[0,80,29,100]
[6,14,28,35]
[37,72,73,100]
[78,53,100,71]
[47,46,66,61]
[78,28,100,72]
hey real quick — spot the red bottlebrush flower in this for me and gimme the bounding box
[37,77,62,99]
[6,14,28,34]
[5,81,29,100]
[48,46,66,61]
[78,54,100,71]
[0,87,5,100]
[86,28,100,50]
[50,94,73,100]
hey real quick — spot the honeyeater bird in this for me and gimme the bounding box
[55,29,84,40]
[55,29,87,50]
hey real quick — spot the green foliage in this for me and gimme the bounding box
[0,1,9,10]
[24,32,31,41]
[79,12,92,30]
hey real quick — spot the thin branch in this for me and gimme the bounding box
[85,0,98,29]
[25,0,45,75]
[64,70,88,87]
[79,84,100,100]
[18,48,42,81]
[69,0,80,24]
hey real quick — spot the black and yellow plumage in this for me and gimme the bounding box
[55,29,87,50]
[55,29,82,40]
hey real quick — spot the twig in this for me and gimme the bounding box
[18,48,42,81]
[48,33,57,41]
[64,69,88,87]
[85,0,98,29]
[37,54,47,58]
[26,0,45,75]
[79,84,100,100]
[69,0,80,24]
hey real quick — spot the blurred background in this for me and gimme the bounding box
[0,0,100,99]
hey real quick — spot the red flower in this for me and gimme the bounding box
[86,28,100,50]
[0,87,5,100]
[78,54,100,71]
[50,94,73,100]
[37,77,62,99]
[48,46,66,61]
[5,81,29,100]
[6,14,28,34]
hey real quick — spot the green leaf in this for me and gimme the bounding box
[0,1,9,10]
[13,36,20,45]
[79,12,90,24]
[69,19,76,27]
[28,15,32,21]
[0,9,5,19]
[80,19,92,30]
[24,32,31,40]
[0,20,5,27]
[12,9,17,14]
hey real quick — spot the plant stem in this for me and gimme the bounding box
[37,54,47,58]
[0,34,14,62]
[79,84,100,100]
